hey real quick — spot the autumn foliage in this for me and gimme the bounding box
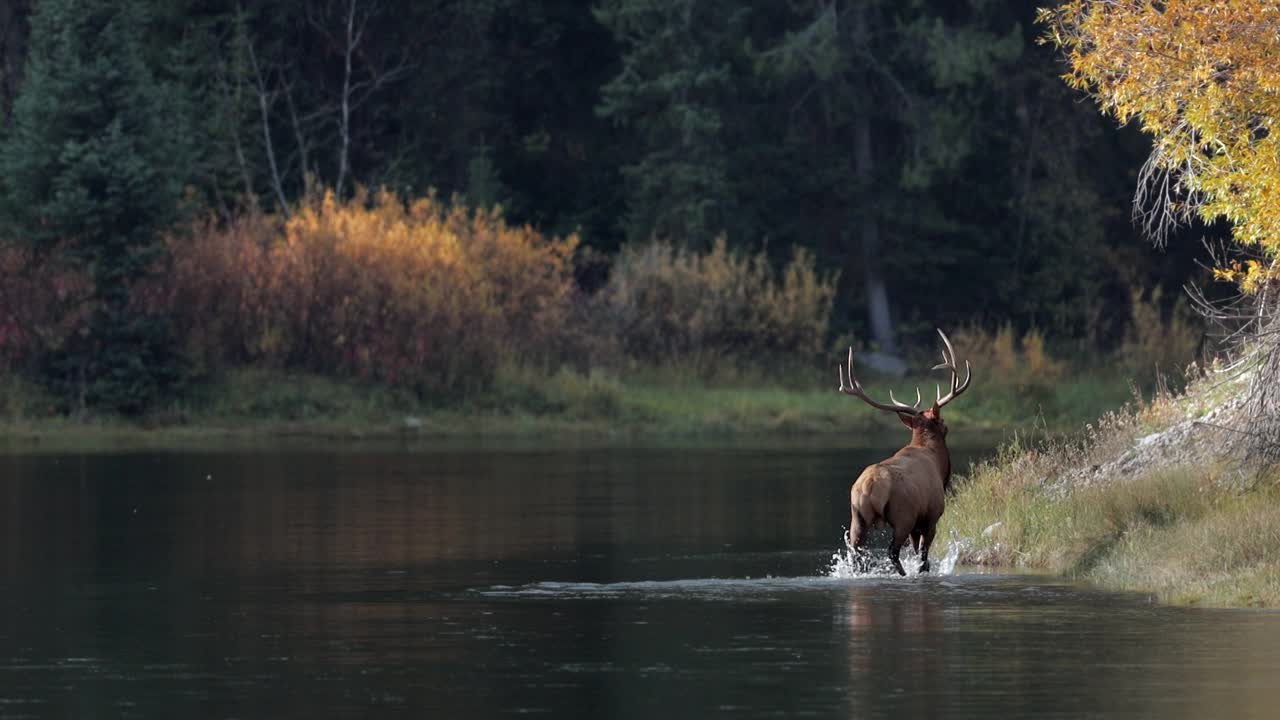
[1042,1,1280,290]
[0,243,92,372]
[947,324,1064,394]
[158,190,579,391]
[0,187,847,399]
[147,190,838,393]
[594,238,837,363]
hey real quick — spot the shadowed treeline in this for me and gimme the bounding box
[0,0,1215,419]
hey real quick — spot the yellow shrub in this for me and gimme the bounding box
[159,190,578,392]
[949,323,1065,390]
[595,237,837,363]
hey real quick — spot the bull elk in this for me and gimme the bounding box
[839,329,972,576]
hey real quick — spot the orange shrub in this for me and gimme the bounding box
[158,190,578,392]
[0,242,92,372]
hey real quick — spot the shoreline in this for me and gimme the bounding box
[0,366,1131,451]
[0,413,1013,453]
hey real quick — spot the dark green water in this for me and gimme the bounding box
[0,441,1278,718]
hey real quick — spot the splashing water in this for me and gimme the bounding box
[826,530,969,578]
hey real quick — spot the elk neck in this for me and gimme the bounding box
[908,428,952,490]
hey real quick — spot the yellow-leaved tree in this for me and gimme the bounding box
[1040,1,1280,291]
[1042,1,1280,461]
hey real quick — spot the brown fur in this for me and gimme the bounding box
[847,407,951,576]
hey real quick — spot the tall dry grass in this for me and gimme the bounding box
[1117,287,1201,382]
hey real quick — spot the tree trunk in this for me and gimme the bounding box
[851,4,896,355]
[0,0,29,116]
[335,0,358,198]
[855,114,896,354]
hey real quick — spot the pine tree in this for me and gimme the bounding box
[0,0,192,414]
[595,0,741,245]
[752,0,1023,355]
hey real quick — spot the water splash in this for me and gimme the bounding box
[826,530,968,579]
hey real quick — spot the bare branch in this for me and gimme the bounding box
[246,37,290,216]
[335,0,360,197]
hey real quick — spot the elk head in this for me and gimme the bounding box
[837,328,972,441]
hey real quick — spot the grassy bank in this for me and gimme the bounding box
[942,372,1280,608]
[0,362,1134,446]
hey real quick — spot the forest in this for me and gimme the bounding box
[0,0,1228,428]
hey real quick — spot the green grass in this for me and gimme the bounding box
[0,361,1137,446]
[477,361,1133,435]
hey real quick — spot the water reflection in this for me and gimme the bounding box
[0,445,1278,718]
[0,445,899,580]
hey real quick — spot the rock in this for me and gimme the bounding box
[1077,395,1248,488]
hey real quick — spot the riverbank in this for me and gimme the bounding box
[943,369,1280,608]
[5,363,1272,608]
[0,364,1133,448]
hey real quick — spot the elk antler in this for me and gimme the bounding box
[930,328,972,408]
[837,329,973,415]
[838,347,925,416]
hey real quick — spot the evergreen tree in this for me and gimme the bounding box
[595,0,741,245]
[0,0,192,414]
[752,0,1023,353]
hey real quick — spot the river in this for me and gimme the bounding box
[0,440,1278,718]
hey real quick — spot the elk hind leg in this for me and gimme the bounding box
[848,512,873,572]
[918,525,938,574]
[887,525,911,577]
[847,512,870,550]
